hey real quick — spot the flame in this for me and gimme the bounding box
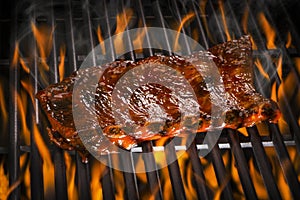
[248,158,268,198]
[12,43,19,67]
[113,170,125,199]
[114,8,134,55]
[90,161,105,200]
[132,24,146,54]
[17,89,31,145]
[276,55,283,82]
[0,82,8,129]
[286,32,292,48]
[254,59,270,80]
[174,12,195,52]
[96,26,106,55]
[294,58,300,77]
[59,45,66,82]
[242,6,249,34]
[31,22,53,65]
[20,57,30,74]
[64,152,78,200]
[199,0,214,43]
[20,153,31,199]
[178,152,197,199]
[161,167,172,199]
[33,124,55,196]
[258,13,276,49]
[218,0,231,41]
[0,162,9,200]
[31,22,54,86]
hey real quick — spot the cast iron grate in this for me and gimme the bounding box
[1,0,300,199]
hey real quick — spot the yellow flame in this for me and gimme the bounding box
[258,12,276,49]
[178,152,197,199]
[59,45,66,82]
[161,167,172,199]
[64,152,78,200]
[33,124,55,196]
[114,8,134,55]
[174,12,195,52]
[237,127,248,137]
[218,0,231,41]
[91,161,105,200]
[132,24,146,54]
[113,169,125,199]
[249,158,268,199]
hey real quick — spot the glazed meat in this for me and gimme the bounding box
[36,35,281,162]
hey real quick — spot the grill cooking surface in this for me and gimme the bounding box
[1,0,300,199]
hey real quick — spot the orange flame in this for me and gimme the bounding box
[12,43,19,67]
[114,8,134,55]
[286,32,292,48]
[20,153,31,199]
[64,152,78,200]
[199,0,214,43]
[218,0,231,41]
[20,57,30,74]
[0,162,9,200]
[90,161,105,200]
[254,59,270,80]
[178,152,197,199]
[58,45,66,82]
[0,82,8,128]
[96,26,106,55]
[17,89,30,145]
[33,124,55,196]
[31,22,54,66]
[174,12,195,52]
[242,6,249,34]
[258,13,276,49]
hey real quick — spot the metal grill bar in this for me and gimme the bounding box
[186,141,211,200]
[247,126,281,199]
[75,153,92,199]
[66,0,77,71]
[141,142,163,200]
[50,1,68,199]
[209,142,234,200]
[30,4,47,198]
[165,141,186,200]
[9,0,20,198]
[5,0,300,199]
[100,156,116,200]
[269,123,300,199]
[120,153,140,199]
[227,129,258,200]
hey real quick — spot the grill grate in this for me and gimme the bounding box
[1,0,300,199]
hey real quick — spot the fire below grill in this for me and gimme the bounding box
[1,0,300,199]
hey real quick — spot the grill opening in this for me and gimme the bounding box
[1,0,300,199]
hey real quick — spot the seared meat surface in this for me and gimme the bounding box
[36,36,281,162]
